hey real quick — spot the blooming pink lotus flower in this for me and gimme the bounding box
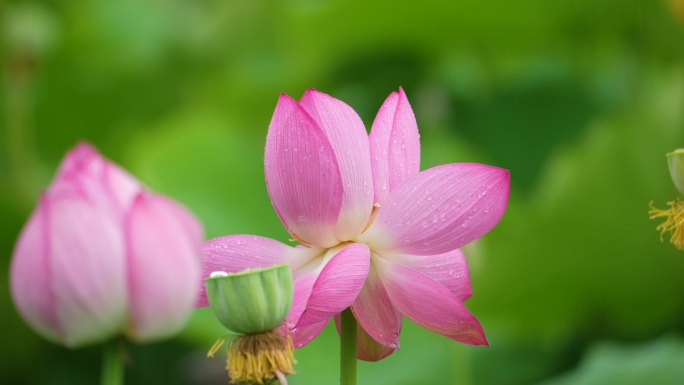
[199,88,509,360]
[10,143,203,348]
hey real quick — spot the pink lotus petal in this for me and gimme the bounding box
[295,243,370,328]
[56,142,141,215]
[299,89,374,241]
[46,192,128,347]
[355,325,397,361]
[392,249,472,301]
[376,257,487,346]
[286,272,317,326]
[290,319,329,348]
[161,196,204,249]
[10,198,61,343]
[198,235,314,307]
[10,142,204,348]
[361,163,509,255]
[102,161,143,213]
[125,192,202,342]
[369,88,420,205]
[265,94,344,248]
[55,142,100,179]
[351,263,402,349]
[283,272,329,348]
[333,315,397,361]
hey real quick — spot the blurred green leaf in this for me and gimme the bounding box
[472,71,684,344]
[539,335,684,385]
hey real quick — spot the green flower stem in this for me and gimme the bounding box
[340,308,357,385]
[101,341,125,385]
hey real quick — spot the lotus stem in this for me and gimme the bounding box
[101,341,125,385]
[340,308,357,385]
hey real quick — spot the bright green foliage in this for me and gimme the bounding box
[2,0,684,384]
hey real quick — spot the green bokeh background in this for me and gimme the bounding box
[2,0,684,384]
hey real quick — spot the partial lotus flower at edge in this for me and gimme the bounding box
[649,149,684,251]
[198,88,510,361]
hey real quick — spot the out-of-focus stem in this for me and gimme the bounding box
[3,6,46,204]
[101,341,125,385]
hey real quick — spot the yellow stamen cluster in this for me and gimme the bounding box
[208,330,296,384]
[649,199,684,250]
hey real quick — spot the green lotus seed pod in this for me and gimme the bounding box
[668,149,684,196]
[205,264,293,335]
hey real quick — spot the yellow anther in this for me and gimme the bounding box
[225,330,296,384]
[207,336,227,358]
[649,198,684,250]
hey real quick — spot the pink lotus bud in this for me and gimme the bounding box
[10,142,203,347]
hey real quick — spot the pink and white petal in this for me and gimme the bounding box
[295,243,370,328]
[392,249,472,301]
[125,192,202,342]
[55,143,142,217]
[355,326,397,361]
[10,198,62,344]
[47,193,128,347]
[55,142,101,180]
[286,272,318,327]
[198,235,316,307]
[334,315,397,361]
[361,163,510,256]
[282,272,328,348]
[102,161,143,212]
[265,94,344,248]
[299,89,374,241]
[157,197,204,249]
[370,88,420,204]
[290,319,329,348]
[53,144,114,210]
[376,257,487,346]
[350,263,402,349]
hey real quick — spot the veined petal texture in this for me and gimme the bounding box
[295,243,370,328]
[390,248,472,301]
[362,163,509,255]
[369,88,420,205]
[265,94,344,248]
[376,257,487,346]
[299,89,374,241]
[351,262,402,350]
